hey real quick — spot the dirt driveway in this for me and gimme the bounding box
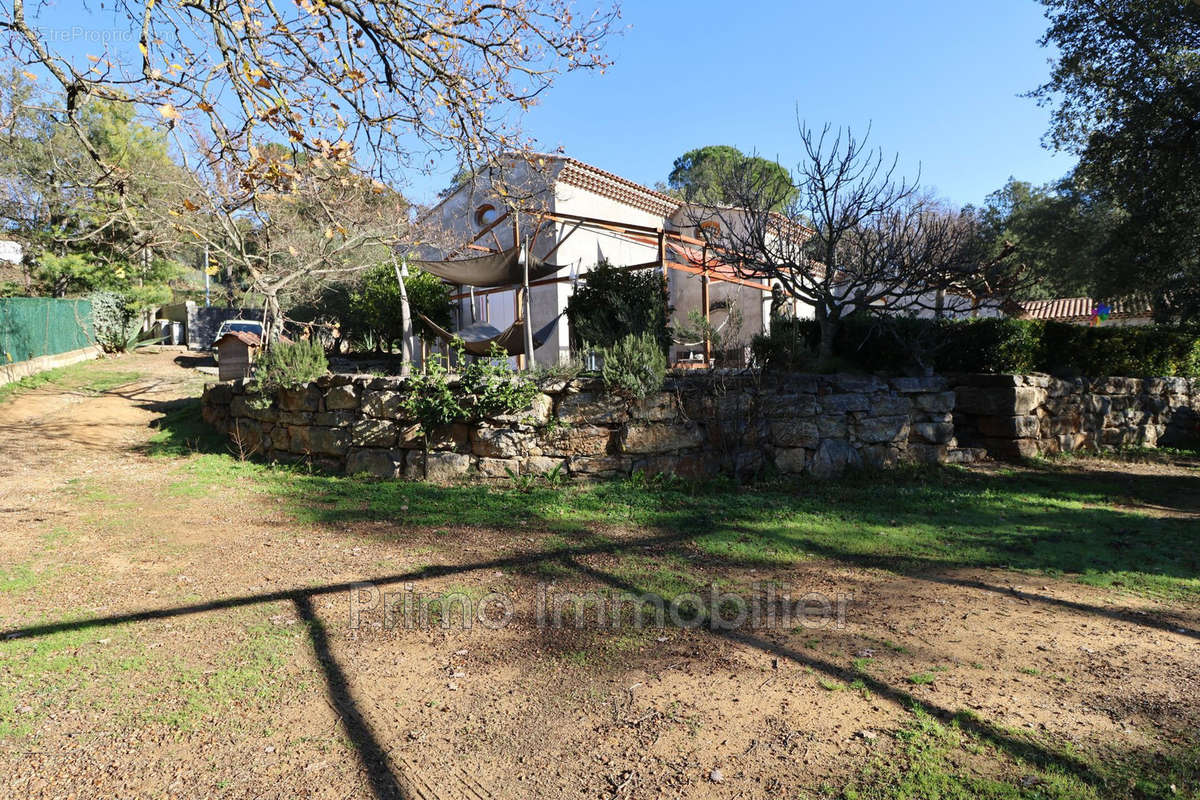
[1,352,1197,800]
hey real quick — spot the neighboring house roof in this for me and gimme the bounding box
[553,156,680,217]
[1018,296,1153,322]
[215,331,262,347]
[422,152,682,222]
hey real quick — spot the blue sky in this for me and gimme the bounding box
[19,0,1072,209]
[419,0,1072,209]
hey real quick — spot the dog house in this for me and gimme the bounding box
[214,331,261,381]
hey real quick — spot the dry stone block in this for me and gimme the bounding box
[632,393,678,422]
[915,391,956,414]
[471,427,533,459]
[855,415,910,443]
[345,448,404,478]
[770,419,819,448]
[307,426,351,456]
[568,454,632,478]
[278,385,321,412]
[911,422,955,444]
[352,418,398,448]
[523,456,567,475]
[810,439,862,478]
[774,448,808,474]
[621,423,704,454]
[977,415,1041,439]
[476,457,521,478]
[557,391,629,425]
[539,425,614,457]
[820,393,869,414]
[405,451,471,482]
[324,385,359,410]
[362,390,404,419]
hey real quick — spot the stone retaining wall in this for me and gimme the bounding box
[200,373,979,481]
[952,374,1200,458]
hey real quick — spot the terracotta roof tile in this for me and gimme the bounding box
[1018,296,1152,321]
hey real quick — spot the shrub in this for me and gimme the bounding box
[90,290,142,353]
[751,314,1200,377]
[402,341,538,435]
[601,332,667,399]
[567,261,672,354]
[250,339,329,396]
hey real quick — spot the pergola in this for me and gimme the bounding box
[413,207,774,364]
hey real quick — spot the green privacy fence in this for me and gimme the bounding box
[0,297,95,364]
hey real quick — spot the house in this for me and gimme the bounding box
[419,154,816,367]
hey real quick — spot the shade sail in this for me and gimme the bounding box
[416,312,561,357]
[414,246,562,288]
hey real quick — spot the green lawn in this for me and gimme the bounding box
[155,398,1200,603]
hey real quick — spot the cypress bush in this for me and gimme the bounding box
[751,315,1200,377]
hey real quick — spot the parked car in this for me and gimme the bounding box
[211,320,264,363]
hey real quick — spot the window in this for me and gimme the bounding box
[474,203,499,228]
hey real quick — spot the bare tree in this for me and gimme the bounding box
[2,0,618,332]
[687,123,1021,363]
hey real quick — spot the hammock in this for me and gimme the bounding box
[416,312,562,357]
[414,246,563,288]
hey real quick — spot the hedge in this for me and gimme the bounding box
[751,316,1200,377]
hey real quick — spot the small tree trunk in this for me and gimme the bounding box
[391,254,413,377]
[816,306,837,364]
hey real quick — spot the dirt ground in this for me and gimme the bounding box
[0,351,1197,799]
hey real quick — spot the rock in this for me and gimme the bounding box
[855,415,910,443]
[955,386,1045,416]
[476,457,521,478]
[770,419,819,448]
[567,455,631,478]
[307,426,351,456]
[631,392,678,422]
[203,383,234,405]
[556,391,630,425]
[313,410,355,427]
[278,385,321,413]
[890,376,947,393]
[352,418,399,448]
[471,427,533,459]
[810,439,861,478]
[345,448,404,478]
[324,385,359,410]
[621,423,704,454]
[870,395,913,416]
[820,393,869,414]
[910,422,955,444]
[774,447,808,474]
[231,394,279,423]
[538,425,614,457]
[522,456,567,476]
[915,391,957,413]
[406,451,471,482]
[977,415,1040,439]
[362,390,405,419]
[709,769,724,784]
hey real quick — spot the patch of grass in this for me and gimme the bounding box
[0,360,144,406]
[841,706,1104,800]
[842,705,1200,800]
[908,672,937,686]
[0,563,39,594]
